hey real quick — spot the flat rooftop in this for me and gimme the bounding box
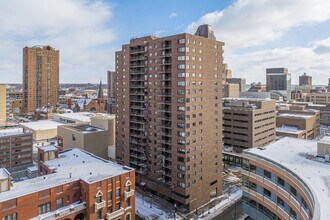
[0,148,133,202]
[0,168,10,179]
[223,97,270,102]
[53,112,113,123]
[72,125,104,133]
[244,137,330,219]
[0,128,25,137]
[19,120,64,131]
[39,144,58,152]
[53,112,95,123]
[318,136,330,145]
[276,126,305,134]
[277,113,314,119]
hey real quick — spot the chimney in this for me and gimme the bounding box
[68,98,72,109]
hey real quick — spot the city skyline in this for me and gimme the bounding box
[1,1,330,218]
[0,0,330,84]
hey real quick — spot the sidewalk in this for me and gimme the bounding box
[136,185,242,220]
[136,189,183,220]
[185,186,242,219]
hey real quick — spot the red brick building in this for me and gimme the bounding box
[0,147,135,220]
[114,24,224,211]
[72,98,107,113]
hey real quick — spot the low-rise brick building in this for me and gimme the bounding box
[0,147,135,220]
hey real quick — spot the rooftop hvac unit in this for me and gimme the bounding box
[325,154,330,163]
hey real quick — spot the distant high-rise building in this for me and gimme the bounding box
[223,83,240,98]
[226,78,246,92]
[248,82,266,92]
[328,78,330,92]
[299,72,312,86]
[22,45,59,114]
[0,84,10,122]
[114,25,224,211]
[266,68,291,100]
[107,71,115,114]
[222,63,232,83]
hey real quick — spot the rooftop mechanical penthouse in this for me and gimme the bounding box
[0,147,135,220]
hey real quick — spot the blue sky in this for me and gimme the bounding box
[0,0,330,84]
[109,0,232,42]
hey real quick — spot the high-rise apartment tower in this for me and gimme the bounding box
[266,68,291,100]
[114,25,224,211]
[107,70,116,114]
[299,72,312,86]
[22,45,59,113]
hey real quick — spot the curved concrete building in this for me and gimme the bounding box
[241,137,330,220]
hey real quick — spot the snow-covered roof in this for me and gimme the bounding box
[0,148,133,202]
[53,112,95,123]
[39,145,58,152]
[244,137,330,220]
[0,128,24,137]
[27,166,38,172]
[318,136,330,145]
[0,168,10,179]
[276,126,305,134]
[71,125,104,133]
[75,99,93,109]
[277,113,314,119]
[93,113,115,120]
[309,104,326,107]
[223,97,268,101]
[19,120,64,131]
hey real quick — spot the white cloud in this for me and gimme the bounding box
[154,30,165,36]
[187,0,330,85]
[313,37,330,54]
[0,0,116,83]
[169,12,178,18]
[187,0,330,48]
[227,38,330,85]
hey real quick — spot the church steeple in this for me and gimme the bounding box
[97,79,104,99]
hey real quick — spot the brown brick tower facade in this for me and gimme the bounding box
[23,45,59,114]
[114,26,224,211]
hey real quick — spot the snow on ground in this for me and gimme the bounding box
[135,192,182,220]
[226,176,241,183]
[136,186,242,220]
[194,188,242,220]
